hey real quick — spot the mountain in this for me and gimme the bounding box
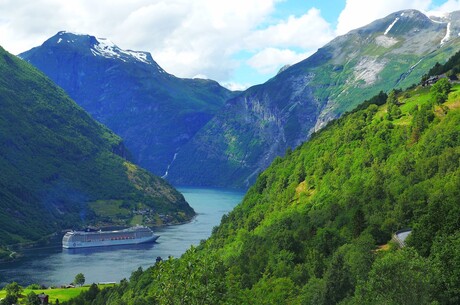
[63,65,460,304]
[0,46,194,257]
[19,31,236,177]
[166,9,460,188]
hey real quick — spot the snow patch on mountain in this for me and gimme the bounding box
[55,31,153,65]
[93,37,119,58]
[429,18,444,24]
[61,30,86,36]
[384,18,399,35]
[126,51,150,63]
[441,22,451,45]
[88,37,152,65]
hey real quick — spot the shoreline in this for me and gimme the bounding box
[0,216,196,263]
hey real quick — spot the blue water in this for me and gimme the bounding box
[0,187,244,287]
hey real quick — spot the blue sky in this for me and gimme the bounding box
[228,0,451,88]
[231,0,347,87]
[0,0,457,90]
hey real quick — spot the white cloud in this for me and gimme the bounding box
[336,0,432,35]
[246,8,334,50]
[0,0,337,87]
[0,0,277,83]
[10,1,456,87]
[241,7,333,80]
[247,48,311,75]
[193,74,209,79]
[428,0,460,15]
[221,82,252,91]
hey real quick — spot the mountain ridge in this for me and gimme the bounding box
[166,9,460,188]
[19,32,237,177]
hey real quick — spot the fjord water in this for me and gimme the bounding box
[0,187,244,287]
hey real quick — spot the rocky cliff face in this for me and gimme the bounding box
[167,9,460,188]
[20,31,236,177]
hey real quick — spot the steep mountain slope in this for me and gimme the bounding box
[19,32,236,177]
[0,46,193,254]
[167,9,460,188]
[64,75,460,305]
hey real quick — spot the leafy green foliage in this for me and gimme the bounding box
[0,294,17,305]
[0,46,194,249]
[386,90,402,120]
[4,282,23,299]
[424,49,460,80]
[431,78,452,104]
[74,273,85,287]
[61,80,460,304]
[353,248,437,305]
[0,282,23,305]
[25,291,41,305]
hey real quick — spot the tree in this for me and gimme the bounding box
[74,273,86,286]
[351,209,366,238]
[5,282,23,299]
[0,282,23,305]
[387,90,398,105]
[430,232,460,304]
[386,90,401,120]
[86,283,100,302]
[353,248,436,305]
[0,294,17,305]
[25,291,40,305]
[431,77,451,104]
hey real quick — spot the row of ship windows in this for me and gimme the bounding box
[82,236,137,242]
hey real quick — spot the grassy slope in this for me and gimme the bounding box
[0,284,114,303]
[0,46,193,250]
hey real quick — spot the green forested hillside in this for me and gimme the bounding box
[64,81,460,304]
[0,46,194,256]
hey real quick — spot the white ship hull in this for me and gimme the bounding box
[63,235,158,249]
[62,225,159,249]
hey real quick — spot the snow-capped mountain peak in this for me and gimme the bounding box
[91,37,151,65]
[51,31,159,67]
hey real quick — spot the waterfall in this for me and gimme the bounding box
[162,153,178,178]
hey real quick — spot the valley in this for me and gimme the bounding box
[65,68,460,305]
[1,4,460,305]
[21,10,460,189]
[0,46,194,257]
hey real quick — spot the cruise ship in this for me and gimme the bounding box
[62,225,159,249]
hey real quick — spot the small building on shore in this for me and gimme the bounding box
[38,293,49,305]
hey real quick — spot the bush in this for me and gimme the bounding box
[431,78,451,104]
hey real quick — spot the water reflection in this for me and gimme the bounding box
[63,242,156,255]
